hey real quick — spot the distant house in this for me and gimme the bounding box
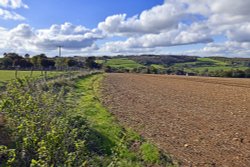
[186,72,196,76]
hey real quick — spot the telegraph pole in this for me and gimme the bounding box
[58,45,62,57]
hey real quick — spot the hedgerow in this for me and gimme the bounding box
[0,76,93,166]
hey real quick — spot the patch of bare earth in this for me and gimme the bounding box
[101,73,250,167]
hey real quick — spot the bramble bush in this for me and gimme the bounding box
[0,76,91,166]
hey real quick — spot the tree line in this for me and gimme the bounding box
[104,65,250,78]
[0,53,101,70]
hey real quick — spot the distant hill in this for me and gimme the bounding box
[1,53,250,78]
[96,55,250,77]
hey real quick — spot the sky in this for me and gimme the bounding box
[0,0,250,57]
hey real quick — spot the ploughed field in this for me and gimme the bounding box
[101,73,250,167]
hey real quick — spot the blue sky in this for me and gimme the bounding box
[0,0,250,57]
[1,0,163,29]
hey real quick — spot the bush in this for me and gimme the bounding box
[140,142,160,164]
[0,78,89,166]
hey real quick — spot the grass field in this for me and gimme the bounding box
[0,70,62,86]
[151,64,166,69]
[197,57,228,66]
[187,66,248,72]
[174,57,228,67]
[173,57,247,73]
[105,58,144,69]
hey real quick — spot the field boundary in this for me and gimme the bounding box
[73,74,178,166]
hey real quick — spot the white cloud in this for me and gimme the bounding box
[99,20,212,53]
[98,2,188,36]
[96,0,250,56]
[0,0,27,20]
[226,23,250,42]
[0,22,104,54]
[96,1,213,53]
[9,24,33,37]
[100,41,156,54]
[34,22,103,50]
[0,8,25,20]
[1,0,250,57]
[187,41,250,57]
[0,0,28,9]
[180,0,250,34]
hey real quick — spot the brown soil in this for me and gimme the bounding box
[101,73,250,167]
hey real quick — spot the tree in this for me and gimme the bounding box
[31,54,48,69]
[232,69,245,78]
[85,57,101,69]
[55,57,68,70]
[66,59,78,67]
[24,54,30,59]
[14,59,33,68]
[41,59,55,69]
[1,57,13,68]
[31,56,40,68]
[4,53,22,60]
[245,68,250,78]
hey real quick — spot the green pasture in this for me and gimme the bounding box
[105,58,144,69]
[0,70,62,86]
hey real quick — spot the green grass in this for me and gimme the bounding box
[140,142,160,164]
[151,64,166,69]
[73,74,177,166]
[172,57,248,73]
[184,66,248,73]
[0,70,62,84]
[76,74,124,154]
[105,58,144,69]
[194,66,247,71]
[197,57,228,66]
[95,59,105,64]
[174,57,227,68]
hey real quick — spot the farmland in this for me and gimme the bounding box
[93,56,250,77]
[0,72,176,166]
[171,57,248,73]
[101,73,250,167]
[0,70,62,86]
[1,54,250,166]
[104,58,144,70]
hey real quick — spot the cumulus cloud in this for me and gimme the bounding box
[97,0,214,53]
[180,0,250,35]
[1,0,250,56]
[226,23,250,42]
[34,22,103,50]
[187,41,250,57]
[0,8,25,20]
[96,0,250,56]
[102,22,212,52]
[0,0,28,9]
[0,0,27,20]
[98,2,188,35]
[100,41,156,54]
[9,24,33,37]
[0,22,104,54]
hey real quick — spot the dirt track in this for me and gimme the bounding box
[101,73,250,167]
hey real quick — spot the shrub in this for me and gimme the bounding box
[140,142,160,164]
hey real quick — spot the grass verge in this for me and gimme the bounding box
[71,73,177,166]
